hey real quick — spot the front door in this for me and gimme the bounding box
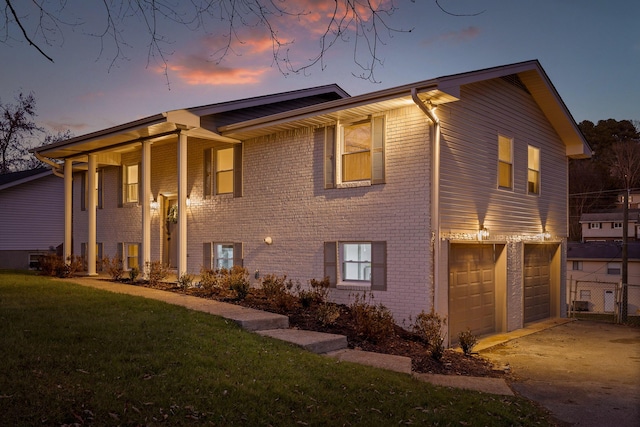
[164,198,178,268]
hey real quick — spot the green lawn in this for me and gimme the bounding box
[0,272,555,426]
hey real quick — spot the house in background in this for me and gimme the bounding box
[33,60,591,341]
[579,211,639,242]
[567,242,640,315]
[0,167,64,269]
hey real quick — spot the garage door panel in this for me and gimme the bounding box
[524,245,553,324]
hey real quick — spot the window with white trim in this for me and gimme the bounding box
[123,164,139,203]
[580,290,591,300]
[613,222,623,229]
[125,243,139,270]
[204,145,242,197]
[498,135,513,189]
[341,243,372,282]
[607,262,621,275]
[572,261,583,271]
[527,145,540,194]
[203,242,243,270]
[588,222,601,229]
[323,241,386,290]
[214,243,234,269]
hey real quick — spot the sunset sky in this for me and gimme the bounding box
[1,0,638,140]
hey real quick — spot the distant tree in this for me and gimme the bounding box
[0,92,43,174]
[20,130,74,171]
[0,1,481,84]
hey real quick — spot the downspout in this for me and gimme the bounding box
[33,151,64,178]
[411,88,441,313]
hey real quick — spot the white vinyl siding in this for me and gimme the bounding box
[528,145,540,195]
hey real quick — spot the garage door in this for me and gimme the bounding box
[523,244,552,323]
[449,244,496,339]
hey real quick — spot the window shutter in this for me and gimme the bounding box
[324,241,337,288]
[324,126,336,189]
[81,172,87,211]
[97,243,103,271]
[117,166,123,208]
[137,242,143,270]
[370,241,387,291]
[203,242,212,269]
[97,170,103,209]
[203,148,212,197]
[80,242,87,268]
[233,144,243,198]
[117,242,124,264]
[233,242,244,267]
[371,116,385,185]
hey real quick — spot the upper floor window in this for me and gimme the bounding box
[607,262,621,275]
[498,135,513,189]
[572,261,583,271]
[124,164,139,203]
[342,120,372,182]
[204,145,242,197]
[528,145,540,194]
[612,222,623,229]
[588,222,601,229]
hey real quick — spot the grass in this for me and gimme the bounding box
[0,272,555,426]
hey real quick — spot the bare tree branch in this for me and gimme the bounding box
[5,0,53,61]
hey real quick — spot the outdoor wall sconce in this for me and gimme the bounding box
[186,196,191,207]
[543,230,551,240]
[264,236,273,245]
[150,199,159,210]
[477,227,489,241]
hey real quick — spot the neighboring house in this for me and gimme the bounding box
[567,242,640,315]
[33,60,591,341]
[0,167,64,269]
[616,191,640,209]
[579,211,640,242]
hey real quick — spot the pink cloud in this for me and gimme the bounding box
[422,26,481,46]
[166,55,270,85]
[45,120,92,134]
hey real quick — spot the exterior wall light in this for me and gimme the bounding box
[478,227,489,241]
[264,236,273,245]
[150,199,159,210]
[543,231,551,240]
[186,196,191,207]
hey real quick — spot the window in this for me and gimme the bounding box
[203,242,243,269]
[323,241,387,290]
[81,170,103,210]
[607,262,621,275]
[572,261,583,271]
[588,222,601,229]
[528,145,540,194]
[326,116,384,188]
[124,164,139,203]
[613,222,623,229]
[125,243,139,270]
[580,290,591,301]
[214,243,234,269]
[498,135,513,189]
[204,145,242,197]
[342,243,372,281]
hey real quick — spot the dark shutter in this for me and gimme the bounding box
[324,241,337,288]
[97,243,103,271]
[371,116,385,185]
[117,166,123,208]
[80,242,87,269]
[203,148,212,197]
[81,172,86,211]
[97,170,103,209]
[233,242,244,267]
[324,126,336,189]
[233,144,243,198]
[117,242,124,263]
[137,242,142,270]
[370,241,387,291]
[203,242,212,269]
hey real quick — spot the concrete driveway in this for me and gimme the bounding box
[480,320,640,427]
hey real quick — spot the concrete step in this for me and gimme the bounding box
[222,308,289,331]
[326,349,412,374]
[257,329,348,354]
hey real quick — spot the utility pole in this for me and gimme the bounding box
[622,186,629,323]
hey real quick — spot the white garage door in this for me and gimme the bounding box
[523,244,552,324]
[449,244,496,339]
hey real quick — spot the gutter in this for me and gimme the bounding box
[411,88,441,312]
[34,151,64,178]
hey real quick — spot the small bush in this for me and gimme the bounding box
[458,328,478,355]
[262,274,296,310]
[317,302,341,326]
[39,254,82,278]
[411,310,447,361]
[177,273,193,291]
[199,267,226,293]
[103,255,124,281]
[147,261,169,286]
[298,277,331,308]
[129,267,140,283]
[229,266,251,300]
[349,292,395,343]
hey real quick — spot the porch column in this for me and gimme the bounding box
[87,154,97,276]
[177,132,188,277]
[64,159,73,263]
[141,140,151,278]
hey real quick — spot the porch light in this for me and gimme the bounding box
[543,230,551,240]
[478,227,489,241]
[150,199,159,210]
[186,196,191,207]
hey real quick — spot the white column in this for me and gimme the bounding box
[177,132,188,277]
[141,140,151,278]
[64,159,73,263]
[87,154,97,276]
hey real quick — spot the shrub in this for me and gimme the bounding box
[458,328,478,356]
[39,254,82,278]
[229,266,251,300]
[349,292,395,343]
[298,277,331,308]
[411,310,447,361]
[102,255,124,281]
[317,302,341,326]
[199,267,225,293]
[147,261,169,286]
[129,267,140,283]
[262,274,296,310]
[177,273,193,291]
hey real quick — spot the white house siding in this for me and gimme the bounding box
[0,174,64,268]
[436,78,568,333]
[73,105,434,323]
